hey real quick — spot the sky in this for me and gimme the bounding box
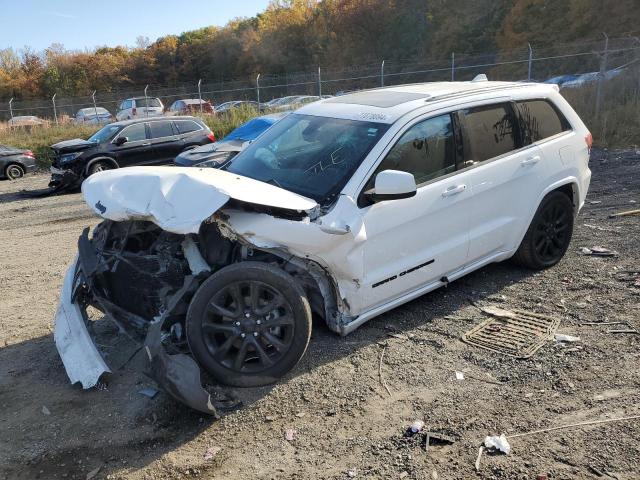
[0,0,271,51]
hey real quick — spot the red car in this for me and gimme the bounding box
[166,99,214,115]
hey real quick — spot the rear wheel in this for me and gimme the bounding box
[186,262,312,387]
[88,161,114,176]
[5,163,25,180]
[512,190,574,270]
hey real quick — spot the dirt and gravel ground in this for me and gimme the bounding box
[1,148,639,480]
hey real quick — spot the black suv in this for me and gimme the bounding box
[49,116,214,189]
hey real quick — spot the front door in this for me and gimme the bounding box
[112,122,151,167]
[357,113,472,311]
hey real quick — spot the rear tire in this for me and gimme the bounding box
[186,261,312,387]
[512,190,574,270]
[88,161,114,176]
[5,163,25,180]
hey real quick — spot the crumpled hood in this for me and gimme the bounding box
[51,138,95,153]
[81,166,318,234]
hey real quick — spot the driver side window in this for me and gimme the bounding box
[375,114,456,186]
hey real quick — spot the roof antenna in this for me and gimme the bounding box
[472,74,488,82]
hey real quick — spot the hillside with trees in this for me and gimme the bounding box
[1,0,639,101]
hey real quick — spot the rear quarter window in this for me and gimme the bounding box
[515,100,572,145]
[174,120,202,134]
[459,103,518,163]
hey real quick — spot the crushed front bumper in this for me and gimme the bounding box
[53,228,224,416]
[54,257,111,388]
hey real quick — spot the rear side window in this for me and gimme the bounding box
[515,100,571,145]
[375,114,456,185]
[149,121,175,138]
[174,120,202,134]
[459,104,518,163]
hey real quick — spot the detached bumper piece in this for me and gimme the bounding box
[53,227,225,416]
[19,168,81,197]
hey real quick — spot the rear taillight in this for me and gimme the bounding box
[24,150,35,158]
[585,132,593,151]
[207,133,215,142]
[132,107,137,115]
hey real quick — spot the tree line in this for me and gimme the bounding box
[1,0,638,101]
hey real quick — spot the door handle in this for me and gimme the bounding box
[521,155,541,166]
[442,184,467,197]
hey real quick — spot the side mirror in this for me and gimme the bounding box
[366,170,417,202]
[115,136,128,146]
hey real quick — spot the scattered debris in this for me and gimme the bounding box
[86,466,101,480]
[484,434,511,454]
[581,321,627,326]
[589,200,602,205]
[347,468,357,477]
[425,431,457,446]
[387,332,409,341]
[614,270,640,287]
[138,387,159,399]
[607,328,639,334]
[506,414,640,440]
[41,406,50,415]
[462,306,560,358]
[455,371,464,381]
[554,334,581,343]
[475,446,484,471]
[406,420,424,436]
[203,446,221,460]
[579,246,618,257]
[378,344,391,396]
[284,428,296,441]
[608,209,640,218]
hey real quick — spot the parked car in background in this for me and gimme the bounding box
[0,144,37,180]
[74,107,113,125]
[272,95,324,111]
[7,116,46,128]
[166,99,214,115]
[48,116,214,190]
[115,97,164,121]
[215,100,259,114]
[174,112,288,168]
[55,80,592,413]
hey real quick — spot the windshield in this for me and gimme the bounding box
[225,113,389,204]
[88,124,121,143]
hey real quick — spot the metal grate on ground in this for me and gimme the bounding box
[462,306,560,358]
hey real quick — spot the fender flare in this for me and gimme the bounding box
[85,157,119,176]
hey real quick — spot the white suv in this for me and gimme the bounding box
[115,96,164,121]
[55,80,591,413]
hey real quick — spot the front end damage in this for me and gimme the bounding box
[54,166,354,413]
[55,217,342,414]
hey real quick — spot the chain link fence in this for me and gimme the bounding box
[1,34,639,123]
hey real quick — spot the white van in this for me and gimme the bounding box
[115,97,164,121]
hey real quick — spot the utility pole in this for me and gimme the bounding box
[451,53,455,81]
[256,74,261,110]
[52,93,58,125]
[595,33,609,119]
[527,43,533,81]
[318,66,322,97]
[92,90,98,119]
[381,60,385,87]
[8,98,13,120]
[144,85,149,118]
[197,79,203,114]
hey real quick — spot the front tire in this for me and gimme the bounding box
[512,191,574,270]
[88,161,114,176]
[186,262,312,387]
[5,163,25,180]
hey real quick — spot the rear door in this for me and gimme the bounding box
[460,102,547,263]
[357,113,472,310]
[148,120,182,164]
[111,122,152,166]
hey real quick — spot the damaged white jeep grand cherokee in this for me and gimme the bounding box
[55,80,591,414]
